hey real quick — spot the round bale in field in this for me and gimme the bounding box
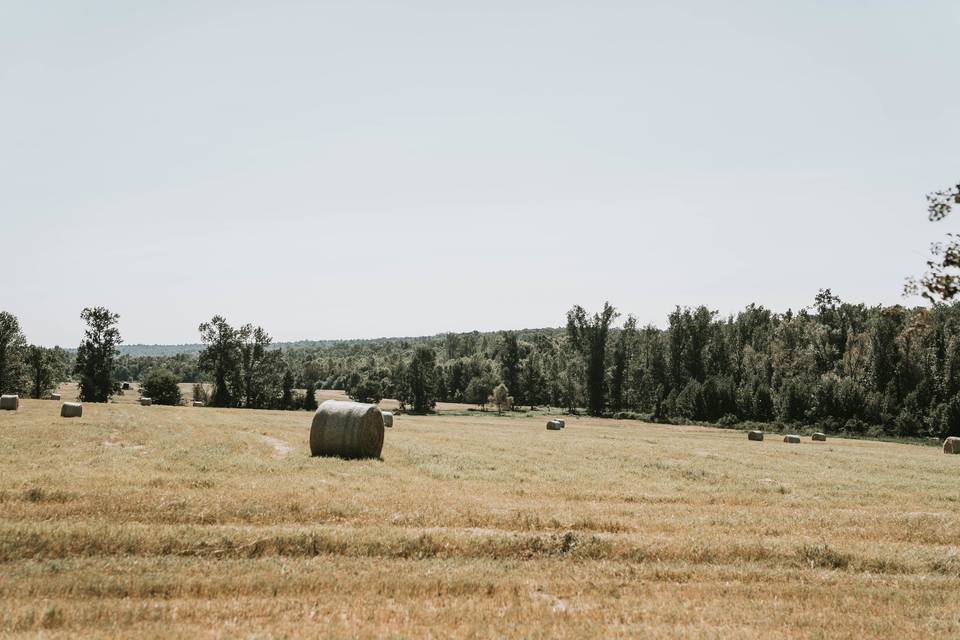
[747,430,763,441]
[310,400,384,459]
[944,437,960,455]
[50,393,61,401]
[784,434,801,444]
[382,411,394,428]
[61,402,82,418]
[812,432,827,442]
[546,420,563,431]
[192,401,204,407]
[140,397,152,406]
[0,395,18,410]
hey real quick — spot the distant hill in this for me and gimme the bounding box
[117,344,204,357]
[114,327,564,358]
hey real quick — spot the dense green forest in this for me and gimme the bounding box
[3,290,960,439]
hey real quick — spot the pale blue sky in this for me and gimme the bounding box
[4,1,959,346]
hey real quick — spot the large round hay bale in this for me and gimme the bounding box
[784,434,801,444]
[61,402,82,418]
[944,437,960,455]
[0,395,18,410]
[382,411,394,428]
[192,401,204,407]
[546,420,562,431]
[812,432,827,442]
[50,393,61,401]
[747,430,763,441]
[310,400,384,459]
[139,397,152,406]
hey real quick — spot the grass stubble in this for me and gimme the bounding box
[1,399,958,638]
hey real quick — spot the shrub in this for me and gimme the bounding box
[843,418,869,434]
[192,383,209,405]
[674,380,706,421]
[141,369,182,406]
[717,413,739,427]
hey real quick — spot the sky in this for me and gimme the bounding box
[3,1,959,347]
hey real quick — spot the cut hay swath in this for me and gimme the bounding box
[0,395,18,410]
[748,430,763,441]
[310,400,384,459]
[61,403,82,418]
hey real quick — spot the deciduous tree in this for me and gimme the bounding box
[75,307,121,403]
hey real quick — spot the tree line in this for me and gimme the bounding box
[3,292,960,440]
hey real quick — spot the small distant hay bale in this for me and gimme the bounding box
[556,419,566,428]
[50,393,61,401]
[310,400,384,459]
[61,402,82,418]
[944,437,960,455]
[0,395,18,410]
[192,401,204,407]
[747,430,763,441]
[140,397,152,406]
[121,382,130,390]
[812,432,827,441]
[546,420,563,431]
[784,434,801,444]
[382,411,394,428]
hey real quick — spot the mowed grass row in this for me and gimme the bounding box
[1,400,959,638]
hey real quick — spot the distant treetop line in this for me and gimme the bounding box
[108,330,564,358]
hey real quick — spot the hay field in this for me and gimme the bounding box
[0,401,958,638]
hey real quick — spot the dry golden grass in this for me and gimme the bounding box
[1,400,958,638]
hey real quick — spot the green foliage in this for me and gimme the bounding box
[192,383,209,405]
[0,311,27,395]
[609,316,636,413]
[198,316,239,407]
[303,380,318,411]
[567,302,619,416]
[497,332,522,405]
[400,346,437,413]
[65,291,960,438]
[75,307,122,403]
[26,345,65,399]
[465,371,497,409]
[141,369,182,406]
[197,316,286,409]
[906,181,960,302]
[281,369,295,410]
[492,383,510,414]
[348,369,384,404]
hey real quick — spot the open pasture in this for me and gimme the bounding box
[0,400,958,638]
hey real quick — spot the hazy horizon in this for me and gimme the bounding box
[5,2,959,347]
